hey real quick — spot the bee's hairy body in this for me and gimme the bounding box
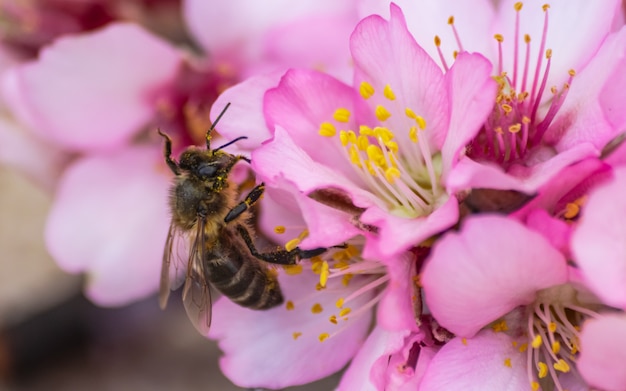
[169,160,283,310]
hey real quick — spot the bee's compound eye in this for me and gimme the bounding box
[198,164,218,178]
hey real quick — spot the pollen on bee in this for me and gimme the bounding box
[285,238,300,252]
[311,303,323,314]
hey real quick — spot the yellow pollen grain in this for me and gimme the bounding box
[333,108,351,123]
[366,144,384,166]
[319,122,336,137]
[311,303,323,314]
[318,333,330,342]
[514,2,523,11]
[292,332,302,340]
[509,123,522,133]
[448,16,454,25]
[283,264,303,275]
[319,261,330,288]
[542,4,550,11]
[494,34,503,43]
[415,115,427,130]
[384,84,396,101]
[525,34,531,43]
[342,273,354,287]
[519,343,528,353]
[336,298,345,309]
[553,359,570,373]
[339,130,349,146]
[546,49,552,59]
[548,322,558,333]
[409,126,418,143]
[357,134,370,151]
[503,358,512,368]
[386,141,399,153]
[461,338,468,346]
[532,335,543,348]
[434,35,441,46]
[329,315,338,324]
[274,225,286,234]
[339,308,351,317]
[552,341,561,354]
[385,167,401,183]
[531,381,540,391]
[538,362,548,378]
[286,300,295,310]
[375,105,391,121]
[285,238,300,252]
[359,125,374,136]
[360,81,375,99]
[375,126,394,143]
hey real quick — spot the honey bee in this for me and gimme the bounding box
[158,103,325,334]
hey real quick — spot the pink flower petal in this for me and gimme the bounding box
[208,271,373,389]
[45,146,171,305]
[360,196,459,259]
[441,51,496,177]
[376,253,419,332]
[3,23,182,151]
[422,215,568,337]
[351,4,449,149]
[357,0,496,70]
[338,327,411,391]
[264,68,373,182]
[572,167,626,309]
[525,208,572,257]
[549,27,626,152]
[210,71,283,150]
[420,331,528,391]
[578,313,626,391]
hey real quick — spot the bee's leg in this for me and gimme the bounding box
[157,130,180,176]
[236,224,327,265]
[224,183,265,223]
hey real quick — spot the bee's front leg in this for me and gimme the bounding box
[224,183,265,223]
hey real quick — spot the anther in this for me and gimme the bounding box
[319,122,337,137]
[318,333,330,342]
[375,105,391,121]
[333,108,351,123]
[384,84,396,101]
[311,303,323,314]
[359,81,375,99]
[274,225,286,234]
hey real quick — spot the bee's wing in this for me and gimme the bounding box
[182,218,212,335]
[159,221,190,309]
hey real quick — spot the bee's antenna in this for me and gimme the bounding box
[215,136,248,152]
[206,102,232,150]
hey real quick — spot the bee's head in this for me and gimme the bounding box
[179,148,234,181]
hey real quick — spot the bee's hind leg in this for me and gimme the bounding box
[224,183,265,223]
[236,224,327,265]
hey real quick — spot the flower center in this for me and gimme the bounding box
[494,284,599,391]
[438,2,575,166]
[277,230,387,343]
[318,82,444,218]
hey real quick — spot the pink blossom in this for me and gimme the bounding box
[421,215,602,390]
[363,0,626,196]
[227,4,497,259]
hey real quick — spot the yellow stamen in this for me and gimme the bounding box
[283,264,303,275]
[349,145,361,167]
[335,298,345,309]
[531,381,540,391]
[548,322,557,332]
[315,282,325,291]
[366,144,385,166]
[319,261,329,288]
[345,244,360,257]
[292,332,302,340]
[357,134,369,151]
[542,4,550,11]
[339,308,351,317]
[494,34,503,43]
[375,105,391,121]
[319,122,336,137]
[311,303,323,314]
[538,362,548,378]
[546,49,552,59]
[339,130,349,146]
[434,35,441,46]
[447,16,454,24]
[415,115,427,130]
[285,238,300,252]
[525,34,531,44]
[385,167,401,183]
[333,108,351,123]
[311,258,323,274]
[553,359,570,373]
[508,123,521,133]
[274,225,286,234]
[492,320,509,332]
[318,333,330,342]
[298,229,309,240]
[531,335,542,348]
[461,338,467,345]
[518,343,528,353]
[359,81,375,99]
[409,126,418,143]
[285,300,295,310]
[564,203,580,219]
[503,358,512,368]
[552,341,561,354]
[569,69,576,77]
[342,273,354,287]
[359,125,374,136]
[383,84,396,101]
[329,315,338,324]
[514,2,523,11]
